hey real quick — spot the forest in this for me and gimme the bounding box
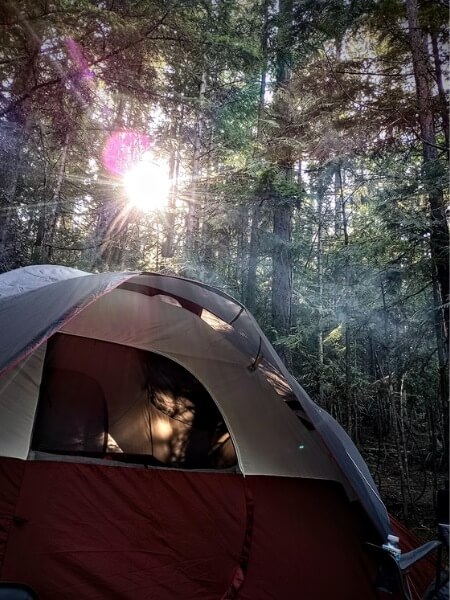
[0,0,448,534]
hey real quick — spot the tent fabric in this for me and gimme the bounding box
[0,265,88,300]
[0,270,134,375]
[0,457,382,600]
[0,457,25,573]
[0,266,390,541]
[0,344,46,459]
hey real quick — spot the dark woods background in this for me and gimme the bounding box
[0,0,448,534]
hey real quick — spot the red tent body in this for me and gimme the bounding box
[0,457,382,599]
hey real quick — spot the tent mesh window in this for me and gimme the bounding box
[31,334,237,470]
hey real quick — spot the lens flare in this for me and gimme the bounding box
[103,131,152,176]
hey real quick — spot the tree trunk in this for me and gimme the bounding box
[405,0,449,343]
[0,7,40,269]
[317,183,325,408]
[406,0,449,473]
[399,374,415,520]
[256,0,271,142]
[34,133,69,263]
[271,0,294,369]
[391,374,409,521]
[246,0,271,312]
[336,163,354,435]
[432,270,449,468]
[272,194,293,365]
[430,30,449,155]
[32,127,49,264]
[162,111,182,259]
[334,164,343,237]
[200,127,215,272]
[186,67,207,257]
[246,203,260,312]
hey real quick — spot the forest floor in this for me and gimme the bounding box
[361,438,447,542]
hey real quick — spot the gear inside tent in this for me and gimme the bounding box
[0,266,437,599]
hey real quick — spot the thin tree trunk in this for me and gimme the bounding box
[334,164,343,237]
[246,204,260,312]
[39,133,69,263]
[186,67,207,256]
[337,163,353,435]
[426,399,439,511]
[317,184,325,408]
[246,0,271,311]
[32,127,49,264]
[432,271,449,467]
[391,375,409,521]
[162,110,182,259]
[271,0,294,369]
[272,194,293,366]
[381,274,408,518]
[430,30,449,155]
[256,0,270,142]
[399,374,416,520]
[200,127,215,270]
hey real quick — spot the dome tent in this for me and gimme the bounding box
[0,265,409,599]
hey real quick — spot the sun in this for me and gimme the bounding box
[123,159,170,212]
